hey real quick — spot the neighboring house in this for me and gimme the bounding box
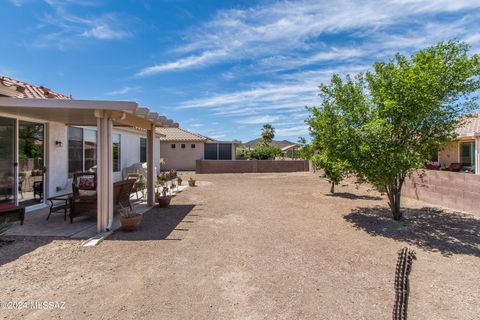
[0,76,177,232]
[437,113,480,175]
[157,127,239,170]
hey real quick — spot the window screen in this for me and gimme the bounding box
[218,144,232,160]
[68,126,83,177]
[204,143,218,160]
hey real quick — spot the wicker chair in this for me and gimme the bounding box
[113,179,135,212]
[70,172,97,223]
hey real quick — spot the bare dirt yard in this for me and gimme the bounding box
[1,172,479,319]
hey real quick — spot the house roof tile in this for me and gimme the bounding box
[156,127,213,142]
[0,75,71,99]
[456,113,480,137]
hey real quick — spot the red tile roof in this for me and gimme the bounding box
[156,127,213,142]
[0,75,71,99]
[456,113,480,137]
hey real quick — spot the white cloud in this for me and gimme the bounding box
[29,1,131,48]
[147,0,480,75]
[137,50,228,76]
[275,125,309,137]
[82,25,129,40]
[237,115,280,125]
[105,86,138,96]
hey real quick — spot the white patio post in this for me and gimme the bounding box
[95,110,114,232]
[147,123,156,206]
[475,136,480,175]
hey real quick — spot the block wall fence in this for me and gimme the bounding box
[195,160,310,174]
[403,170,480,215]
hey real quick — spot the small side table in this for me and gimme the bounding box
[46,193,73,221]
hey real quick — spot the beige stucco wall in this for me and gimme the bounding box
[160,141,205,171]
[439,141,459,167]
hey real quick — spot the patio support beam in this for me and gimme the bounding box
[147,123,156,206]
[476,136,480,175]
[96,110,114,233]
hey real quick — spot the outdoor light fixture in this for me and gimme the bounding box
[55,140,63,147]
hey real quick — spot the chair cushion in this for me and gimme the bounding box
[78,177,95,190]
[0,203,17,210]
[78,189,97,197]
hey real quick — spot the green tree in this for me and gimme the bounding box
[249,144,281,160]
[296,137,314,160]
[308,40,480,220]
[260,124,275,145]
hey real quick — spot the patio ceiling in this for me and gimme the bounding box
[0,97,179,129]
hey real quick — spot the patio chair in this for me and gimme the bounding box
[33,181,43,201]
[70,172,97,223]
[113,179,135,212]
[126,173,142,200]
[0,203,25,225]
[447,163,462,172]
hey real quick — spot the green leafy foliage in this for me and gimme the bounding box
[307,40,480,219]
[248,144,281,160]
[260,124,275,145]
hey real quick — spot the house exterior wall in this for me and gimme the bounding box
[47,121,68,196]
[0,112,160,200]
[438,141,459,167]
[160,141,205,171]
[113,129,161,181]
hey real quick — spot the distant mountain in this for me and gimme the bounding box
[242,138,296,149]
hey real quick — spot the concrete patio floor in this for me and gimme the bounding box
[5,186,188,239]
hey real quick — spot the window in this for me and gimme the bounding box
[181,144,186,149]
[113,133,121,172]
[84,129,97,172]
[460,141,475,168]
[171,144,176,149]
[191,144,196,149]
[140,137,147,163]
[68,127,83,177]
[219,144,232,160]
[204,143,217,160]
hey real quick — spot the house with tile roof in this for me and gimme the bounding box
[0,75,178,233]
[437,113,480,174]
[157,127,240,170]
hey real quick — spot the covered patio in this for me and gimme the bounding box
[0,96,178,235]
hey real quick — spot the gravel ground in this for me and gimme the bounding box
[1,172,479,320]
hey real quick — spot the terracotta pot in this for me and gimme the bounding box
[188,180,196,187]
[120,214,142,232]
[158,196,171,208]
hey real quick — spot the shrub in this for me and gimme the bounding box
[248,145,281,160]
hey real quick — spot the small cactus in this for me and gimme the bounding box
[393,247,416,320]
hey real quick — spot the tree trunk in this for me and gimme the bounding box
[330,181,335,194]
[386,177,404,221]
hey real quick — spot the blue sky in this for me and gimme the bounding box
[1,0,480,142]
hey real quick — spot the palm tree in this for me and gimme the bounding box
[261,124,275,145]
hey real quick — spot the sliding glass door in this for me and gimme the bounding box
[18,121,45,206]
[0,117,16,205]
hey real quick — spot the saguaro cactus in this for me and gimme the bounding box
[393,247,416,320]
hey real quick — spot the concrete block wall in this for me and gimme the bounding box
[196,160,310,174]
[403,170,480,215]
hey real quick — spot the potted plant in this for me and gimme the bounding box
[188,177,196,187]
[169,169,177,179]
[119,205,142,232]
[156,186,171,208]
[177,176,183,186]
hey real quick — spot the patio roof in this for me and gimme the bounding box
[0,97,179,129]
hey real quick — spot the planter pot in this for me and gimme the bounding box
[158,196,172,208]
[120,214,142,232]
[188,180,196,187]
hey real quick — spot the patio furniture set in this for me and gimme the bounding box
[1,172,138,225]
